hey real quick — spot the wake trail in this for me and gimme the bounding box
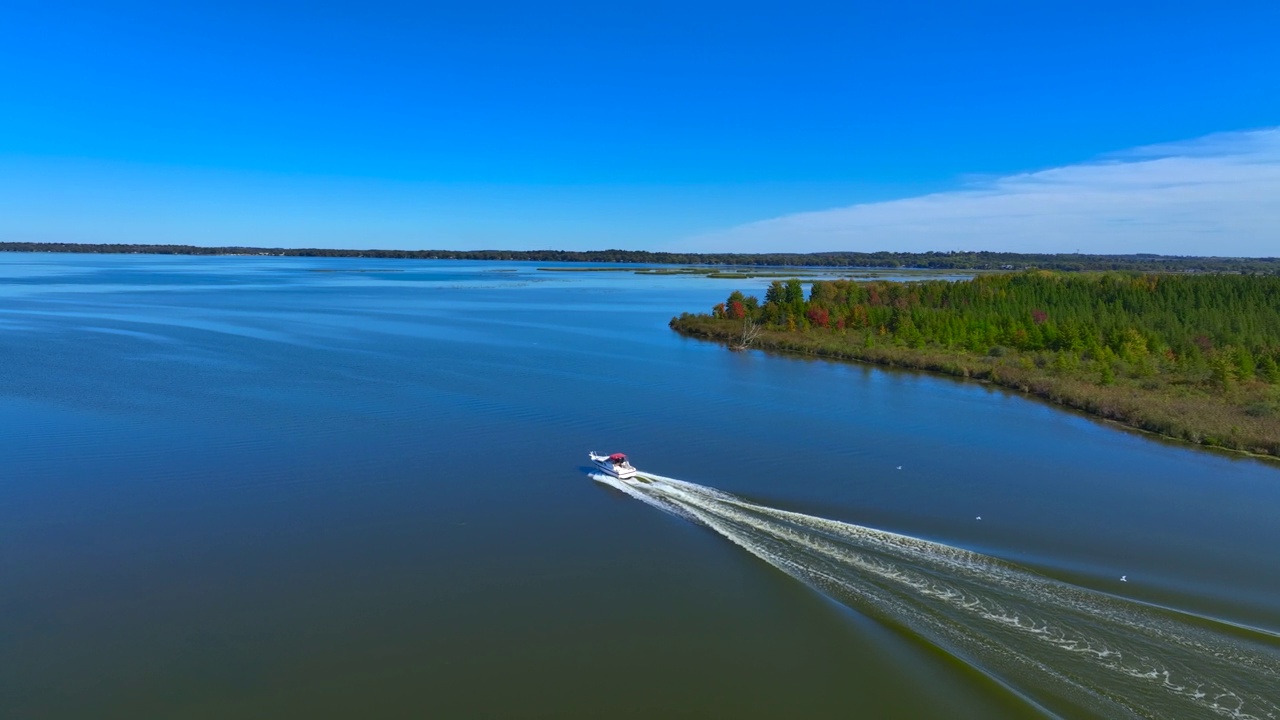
[592,472,1280,720]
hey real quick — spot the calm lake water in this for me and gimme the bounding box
[2,254,1278,719]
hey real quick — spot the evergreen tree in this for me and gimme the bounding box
[1260,354,1280,384]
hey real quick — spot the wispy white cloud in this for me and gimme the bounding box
[684,128,1280,256]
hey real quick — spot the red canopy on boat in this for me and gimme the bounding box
[608,453,627,462]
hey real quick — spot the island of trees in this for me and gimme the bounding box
[671,271,1280,458]
[3,242,1279,274]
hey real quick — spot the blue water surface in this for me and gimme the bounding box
[2,254,1277,718]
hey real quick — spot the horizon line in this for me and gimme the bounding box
[2,242,1278,263]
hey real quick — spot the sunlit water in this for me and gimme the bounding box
[2,254,1279,718]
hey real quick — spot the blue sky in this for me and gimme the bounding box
[2,1,1278,253]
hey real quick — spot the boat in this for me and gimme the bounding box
[589,451,637,479]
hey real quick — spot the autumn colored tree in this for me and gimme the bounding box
[725,290,758,320]
[807,305,830,327]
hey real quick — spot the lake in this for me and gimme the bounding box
[2,254,1278,718]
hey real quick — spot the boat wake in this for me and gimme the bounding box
[592,472,1280,719]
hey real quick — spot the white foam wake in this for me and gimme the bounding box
[599,471,1280,720]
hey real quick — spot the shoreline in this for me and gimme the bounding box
[670,317,1280,462]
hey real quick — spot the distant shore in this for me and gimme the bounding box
[3,242,1278,273]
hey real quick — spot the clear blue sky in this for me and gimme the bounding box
[2,1,1278,252]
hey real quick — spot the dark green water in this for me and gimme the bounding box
[2,254,1277,718]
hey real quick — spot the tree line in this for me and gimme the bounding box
[717,272,1280,384]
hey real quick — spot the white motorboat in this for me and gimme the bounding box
[589,451,637,479]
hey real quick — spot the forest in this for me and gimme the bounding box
[3,242,1279,273]
[672,271,1280,458]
